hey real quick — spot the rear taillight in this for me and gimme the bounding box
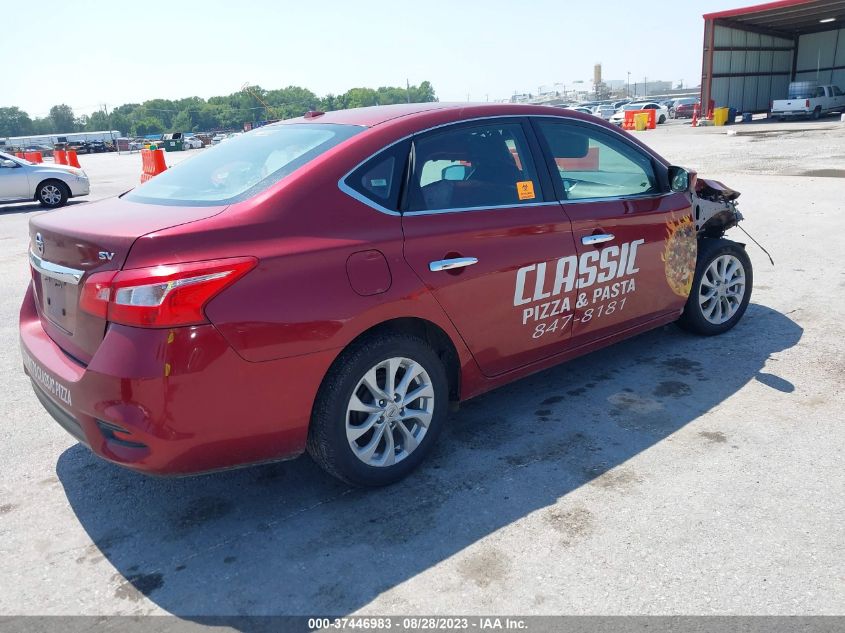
[806,99,810,108]
[80,257,256,327]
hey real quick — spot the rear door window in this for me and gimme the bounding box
[406,121,541,212]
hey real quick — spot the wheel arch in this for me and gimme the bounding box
[32,177,70,201]
[338,316,462,403]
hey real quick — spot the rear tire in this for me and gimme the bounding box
[659,114,666,124]
[36,180,69,208]
[307,333,449,486]
[677,239,752,336]
[812,107,821,120]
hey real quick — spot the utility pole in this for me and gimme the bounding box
[627,72,631,98]
[644,76,648,97]
[406,78,411,103]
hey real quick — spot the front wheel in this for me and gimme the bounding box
[37,180,69,208]
[677,239,752,336]
[659,114,666,124]
[307,333,449,486]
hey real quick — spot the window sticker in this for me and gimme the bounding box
[517,180,535,200]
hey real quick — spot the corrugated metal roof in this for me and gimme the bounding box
[704,0,845,35]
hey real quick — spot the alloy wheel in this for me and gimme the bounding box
[699,254,746,324]
[345,357,434,467]
[40,185,62,206]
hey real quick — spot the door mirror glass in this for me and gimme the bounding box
[441,164,467,181]
[1,159,18,168]
[669,166,690,192]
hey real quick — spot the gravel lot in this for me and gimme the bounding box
[1,119,843,618]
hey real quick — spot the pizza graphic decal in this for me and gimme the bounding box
[662,213,696,298]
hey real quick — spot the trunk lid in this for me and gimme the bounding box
[29,197,226,363]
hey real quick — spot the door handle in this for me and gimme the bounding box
[429,257,478,272]
[582,233,614,246]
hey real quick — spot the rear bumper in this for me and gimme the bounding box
[19,284,338,475]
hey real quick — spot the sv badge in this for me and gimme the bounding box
[98,251,115,261]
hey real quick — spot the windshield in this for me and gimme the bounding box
[125,123,363,206]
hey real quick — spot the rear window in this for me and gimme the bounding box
[125,123,362,206]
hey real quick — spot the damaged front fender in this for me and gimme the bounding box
[692,178,744,237]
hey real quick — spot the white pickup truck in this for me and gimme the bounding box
[771,82,845,120]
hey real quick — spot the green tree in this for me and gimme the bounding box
[110,112,131,137]
[411,80,437,103]
[132,116,165,136]
[343,87,379,109]
[170,110,193,132]
[31,118,53,134]
[49,104,76,132]
[0,107,33,136]
[85,110,111,131]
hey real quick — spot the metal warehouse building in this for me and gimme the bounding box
[701,0,845,112]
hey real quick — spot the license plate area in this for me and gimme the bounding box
[40,274,77,334]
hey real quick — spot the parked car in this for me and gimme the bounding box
[567,106,594,115]
[183,136,204,149]
[20,103,752,486]
[592,104,616,120]
[211,133,227,145]
[22,144,54,157]
[609,101,670,125]
[672,98,700,119]
[771,82,845,120]
[0,150,89,207]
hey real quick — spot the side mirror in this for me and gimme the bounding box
[1,159,18,168]
[442,164,468,181]
[668,166,692,192]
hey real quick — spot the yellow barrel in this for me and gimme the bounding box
[634,112,649,131]
[713,107,729,126]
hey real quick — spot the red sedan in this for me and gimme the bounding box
[20,103,752,486]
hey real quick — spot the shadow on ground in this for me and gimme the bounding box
[57,303,801,620]
[0,200,85,215]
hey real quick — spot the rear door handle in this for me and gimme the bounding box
[429,257,478,272]
[582,233,614,246]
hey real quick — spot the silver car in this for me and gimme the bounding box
[0,151,90,208]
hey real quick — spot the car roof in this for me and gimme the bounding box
[276,102,600,128]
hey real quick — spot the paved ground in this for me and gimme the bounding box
[1,119,843,617]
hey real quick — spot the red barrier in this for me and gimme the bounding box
[556,146,599,171]
[15,152,25,159]
[66,150,81,168]
[140,148,168,183]
[622,109,656,130]
[54,150,68,165]
[24,151,44,163]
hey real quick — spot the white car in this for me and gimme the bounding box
[609,102,670,126]
[183,136,204,149]
[211,134,226,145]
[593,104,616,120]
[0,151,90,208]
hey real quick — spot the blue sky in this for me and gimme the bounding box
[3,0,742,116]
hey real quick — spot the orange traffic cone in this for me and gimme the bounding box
[67,150,81,168]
